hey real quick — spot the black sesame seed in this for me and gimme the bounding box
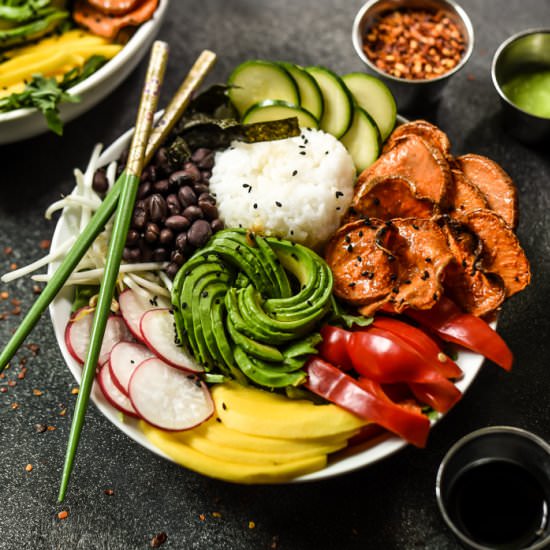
[253,203,258,209]
[358,230,364,237]
[275,201,282,207]
[425,257,432,263]
[421,270,430,280]
[357,256,362,262]
[390,274,397,281]
[387,255,395,262]
[292,170,298,176]
[392,287,399,293]
[346,244,353,252]
[222,402,227,410]
[348,282,356,288]
[344,235,351,243]
[181,302,187,309]
[299,151,306,156]
[335,191,344,198]
[202,290,209,298]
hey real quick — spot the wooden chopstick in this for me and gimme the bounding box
[57,41,169,503]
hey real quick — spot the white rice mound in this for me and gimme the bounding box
[209,128,356,249]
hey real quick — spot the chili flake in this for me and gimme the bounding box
[57,510,69,520]
[25,464,33,472]
[362,9,466,80]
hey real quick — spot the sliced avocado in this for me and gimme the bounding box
[0,9,69,49]
[233,346,306,388]
[253,233,291,299]
[206,231,274,296]
[199,280,230,366]
[226,314,284,363]
[283,333,323,359]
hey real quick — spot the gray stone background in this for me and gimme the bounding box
[0,1,549,548]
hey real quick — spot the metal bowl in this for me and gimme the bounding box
[352,0,474,112]
[492,29,550,144]
[436,426,550,550]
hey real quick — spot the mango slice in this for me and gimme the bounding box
[141,421,327,483]
[212,382,366,438]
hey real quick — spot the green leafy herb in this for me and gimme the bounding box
[0,56,107,135]
[328,295,373,329]
[71,284,99,312]
[422,406,440,421]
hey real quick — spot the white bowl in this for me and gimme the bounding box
[0,0,169,145]
[48,123,488,483]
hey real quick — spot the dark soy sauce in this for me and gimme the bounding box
[448,459,548,548]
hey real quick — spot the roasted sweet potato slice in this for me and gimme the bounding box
[382,218,453,312]
[324,218,396,307]
[459,209,530,297]
[87,0,143,15]
[348,175,436,222]
[74,0,159,39]
[455,154,518,229]
[383,119,452,157]
[355,135,452,208]
[447,165,489,217]
[443,221,506,316]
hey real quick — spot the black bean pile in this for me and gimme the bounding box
[92,147,223,279]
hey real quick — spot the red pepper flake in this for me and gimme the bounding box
[3,246,13,255]
[199,514,206,521]
[0,388,7,394]
[35,424,47,433]
[0,313,8,320]
[11,402,19,410]
[0,372,4,379]
[104,488,115,496]
[26,343,40,356]
[0,291,8,300]
[25,464,33,472]
[211,512,222,518]
[32,285,42,295]
[10,298,21,307]
[57,510,69,520]
[59,408,67,416]
[39,240,51,250]
[47,425,56,431]
[8,380,16,387]
[33,389,43,396]
[9,263,17,271]
[363,8,466,80]
[71,387,79,395]
[248,520,256,529]
[18,367,27,380]
[150,532,167,548]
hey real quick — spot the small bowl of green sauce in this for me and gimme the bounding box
[492,29,550,143]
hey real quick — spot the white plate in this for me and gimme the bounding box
[48,124,487,483]
[0,0,169,145]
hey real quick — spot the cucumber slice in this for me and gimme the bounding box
[242,100,319,129]
[228,60,300,117]
[342,72,397,141]
[340,107,381,172]
[278,62,324,121]
[305,66,354,138]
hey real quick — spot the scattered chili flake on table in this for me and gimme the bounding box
[11,402,18,410]
[9,263,17,271]
[0,291,8,300]
[362,9,466,80]
[27,343,40,356]
[47,425,56,431]
[32,285,42,295]
[211,511,222,518]
[199,514,206,521]
[39,240,51,250]
[104,488,114,496]
[71,387,79,395]
[248,520,256,529]
[25,464,33,472]
[32,389,43,396]
[57,510,69,520]
[35,424,47,433]
[150,532,167,548]
[3,247,13,255]
[18,367,27,380]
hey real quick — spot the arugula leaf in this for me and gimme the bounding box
[0,56,107,135]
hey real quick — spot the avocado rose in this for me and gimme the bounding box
[171,229,333,388]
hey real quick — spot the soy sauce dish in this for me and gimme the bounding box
[436,426,550,550]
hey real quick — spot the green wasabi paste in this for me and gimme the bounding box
[502,69,550,119]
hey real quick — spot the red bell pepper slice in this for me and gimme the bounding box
[401,296,513,371]
[305,357,430,447]
[318,325,353,371]
[373,316,463,379]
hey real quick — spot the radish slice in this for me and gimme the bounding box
[129,357,213,431]
[109,341,155,395]
[65,308,134,365]
[140,308,203,372]
[97,364,139,418]
[119,289,169,341]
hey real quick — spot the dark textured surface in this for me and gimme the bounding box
[0,1,549,548]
